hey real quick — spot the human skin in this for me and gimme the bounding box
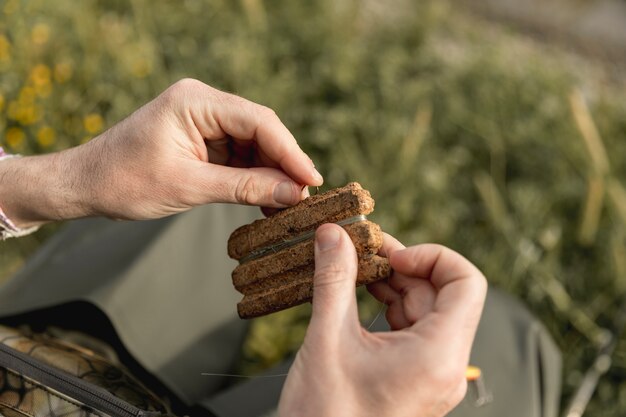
[279,225,487,417]
[0,79,487,416]
[0,78,322,228]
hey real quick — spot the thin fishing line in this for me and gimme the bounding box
[206,213,386,378]
[366,297,388,331]
[201,297,388,378]
[238,214,368,264]
[200,372,288,378]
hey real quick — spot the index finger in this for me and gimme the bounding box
[187,82,323,186]
[389,244,487,337]
[378,232,406,257]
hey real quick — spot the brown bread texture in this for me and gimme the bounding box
[237,255,391,319]
[228,182,390,318]
[233,220,383,294]
[228,182,375,260]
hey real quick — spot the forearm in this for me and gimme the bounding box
[0,79,325,231]
[0,148,92,229]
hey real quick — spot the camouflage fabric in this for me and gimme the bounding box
[0,325,175,417]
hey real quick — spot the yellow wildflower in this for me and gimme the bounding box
[16,105,41,126]
[54,62,73,83]
[7,100,19,120]
[35,82,52,98]
[83,114,104,134]
[0,35,10,62]
[5,127,25,149]
[0,94,4,112]
[30,64,51,88]
[18,86,36,104]
[3,0,18,16]
[131,58,152,78]
[31,23,50,46]
[36,126,56,148]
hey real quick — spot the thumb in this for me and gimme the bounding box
[191,164,305,207]
[309,223,360,337]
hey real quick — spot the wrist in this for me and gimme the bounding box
[0,147,94,228]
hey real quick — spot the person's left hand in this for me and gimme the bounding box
[278,225,487,417]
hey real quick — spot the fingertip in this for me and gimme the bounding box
[379,233,406,258]
[387,244,445,278]
[310,167,324,186]
[312,223,357,292]
[261,184,311,213]
[385,303,412,330]
[315,223,343,253]
[367,281,399,305]
[273,181,302,206]
[287,154,323,187]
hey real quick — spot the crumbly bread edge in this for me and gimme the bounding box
[227,182,374,260]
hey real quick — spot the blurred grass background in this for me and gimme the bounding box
[0,0,626,415]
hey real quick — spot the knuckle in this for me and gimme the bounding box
[173,77,202,91]
[216,90,246,107]
[225,94,277,122]
[162,78,203,103]
[314,262,347,284]
[256,105,279,125]
[258,105,277,119]
[234,175,263,205]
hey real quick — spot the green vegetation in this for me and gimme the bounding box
[1,0,625,414]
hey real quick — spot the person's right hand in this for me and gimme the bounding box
[278,225,487,417]
[0,79,321,228]
[80,79,322,221]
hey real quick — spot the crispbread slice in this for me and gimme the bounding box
[228,182,374,260]
[228,182,390,319]
[237,255,390,319]
[232,220,383,293]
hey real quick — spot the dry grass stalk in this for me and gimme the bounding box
[608,179,626,227]
[610,231,626,295]
[400,104,432,168]
[569,89,610,177]
[241,0,268,31]
[578,176,605,246]
[539,272,607,346]
[473,171,509,233]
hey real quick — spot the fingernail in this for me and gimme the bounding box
[316,226,340,251]
[274,181,298,206]
[312,168,323,184]
[301,185,310,199]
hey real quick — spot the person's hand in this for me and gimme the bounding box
[81,78,323,220]
[0,79,322,227]
[278,224,487,417]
